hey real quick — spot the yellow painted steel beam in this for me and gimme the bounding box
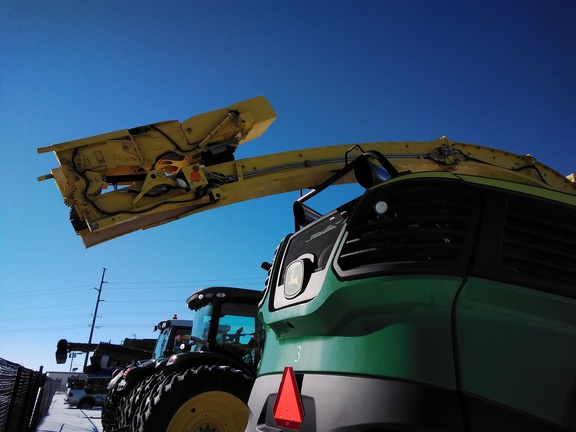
[38,98,575,247]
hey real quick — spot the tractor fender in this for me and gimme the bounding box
[107,359,160,396]
[161,351,255,377]
[123,359,159,386]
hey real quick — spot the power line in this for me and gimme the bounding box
[103,299,184,303]
[0,302,94,312]
[0,323,160,333]
[0,278,264,298]
[0,324,89,333]
[0,287,96,299]
[107,277,262,285]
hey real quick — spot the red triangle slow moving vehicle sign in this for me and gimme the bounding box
[273,366,304,430]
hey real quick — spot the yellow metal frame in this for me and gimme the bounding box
[38,97,575,247]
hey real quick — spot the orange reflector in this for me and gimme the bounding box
[273,366,304,430]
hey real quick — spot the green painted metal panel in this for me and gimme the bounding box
[259,273,462,389]
[456,278,576,424]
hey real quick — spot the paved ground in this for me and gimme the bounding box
[36,392,104,432]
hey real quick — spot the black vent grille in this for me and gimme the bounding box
[336,181,478,278]
[500,197,576,289]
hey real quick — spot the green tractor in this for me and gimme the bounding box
[246,149,576,431]
[101,315,192,430]
[104,287,263,432]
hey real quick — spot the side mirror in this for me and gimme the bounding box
[354,151,398,188]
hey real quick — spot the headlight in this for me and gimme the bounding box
[284,254,316,299]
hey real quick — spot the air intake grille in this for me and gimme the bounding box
[336,180,479,278]
[500,196,576,289]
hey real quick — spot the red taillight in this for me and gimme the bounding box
[273,367,304,430]
[122,365,136,378]
[67,391,73,397]
[167,354,178,366]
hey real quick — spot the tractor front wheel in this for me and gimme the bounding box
[101,381,121,431]
[137,364,253,432]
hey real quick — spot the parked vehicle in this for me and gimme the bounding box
[55,338,155,375]
[103,287,262,432]
[64,375,110,409]
[101,315,192,430]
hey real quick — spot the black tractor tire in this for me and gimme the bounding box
[77,398,94,409]
[135,364,253,432]
[102,380,123,431]
[120,371,166,431]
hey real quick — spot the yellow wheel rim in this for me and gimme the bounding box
[167,391,249,432]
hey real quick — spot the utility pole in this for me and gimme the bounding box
[83,267,107,371]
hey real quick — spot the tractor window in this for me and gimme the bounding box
[219,302,258,345]
[153,328,172,359]
[190,304,213,350]
[171,328,193,354]
[219,301,260,366]
[189,300,260,365]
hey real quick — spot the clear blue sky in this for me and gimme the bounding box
[0,1,574,372]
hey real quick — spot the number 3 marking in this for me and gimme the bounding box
[295,345,301,362]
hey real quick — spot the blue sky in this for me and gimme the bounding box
[0,1,574,372]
